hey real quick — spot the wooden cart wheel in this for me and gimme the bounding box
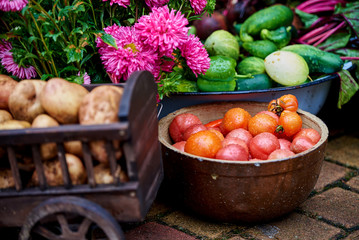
[19,196,125,240]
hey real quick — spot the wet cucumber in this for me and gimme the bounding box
[281,44,344,74]
[240,5,293,42]
[236,74,273,91]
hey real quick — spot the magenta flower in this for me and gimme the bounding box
[145,0,169,9]
[179,34,210,77]
[97,25,160,82]
[190,0,207,14]
[0,40,37,79]
[102,0,130,7]
[135,6,189,57]
[0,0,28,12]
[78,71,91,84]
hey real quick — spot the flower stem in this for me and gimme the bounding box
[28,9,58,76]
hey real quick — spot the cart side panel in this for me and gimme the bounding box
[119,71,163,219]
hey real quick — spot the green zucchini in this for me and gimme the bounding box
[240,5,293,42]
[281,44,344,74]
[236,73,273,91]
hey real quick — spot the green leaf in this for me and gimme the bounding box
[101,34,118,49]
[294,9,319,29]
[335,2,359,39]
[337,69,359,108]
[64,44,84,63]
[45,31,63,42]
[317,32,351,51]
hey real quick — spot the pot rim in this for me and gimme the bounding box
[158,101,329,165]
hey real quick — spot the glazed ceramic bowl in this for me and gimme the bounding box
[158,101,328,223]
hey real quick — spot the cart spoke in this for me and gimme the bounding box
[56,213,72,235]
[33,225,63,240]
[77,217,92,236]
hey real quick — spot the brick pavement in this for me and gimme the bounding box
[123,133,359,240]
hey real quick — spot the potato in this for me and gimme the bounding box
[0,120,31,130]
[79,85,124,163]
[0,109,13,123]
[0,169,15,189]
[79,85,124,124]
[0,75,18,110]
[32,114,59,160]
[30,153,87,186]
[40,78,89,124]
[8,80,46,122]
[94,163,128,184]
[64,141,83,157]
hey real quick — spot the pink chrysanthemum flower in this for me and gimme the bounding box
[0,0,28,12]
[0,40,37,79]
[145,0,169,9]
[179,34,210,77]
[78,71,91,84]
[190,0,207,14]
[102,0,130,7]
[135,6,189,57]
[97,25,160,82]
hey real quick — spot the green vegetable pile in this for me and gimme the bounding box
[170,2,358,109]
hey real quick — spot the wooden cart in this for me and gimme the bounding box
[0,71,163,239]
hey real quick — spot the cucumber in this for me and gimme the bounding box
[236,56,265,75]
[242,40,278,59]
[281,44,344,74]
[236,74,273,91]
[240,5,293,42]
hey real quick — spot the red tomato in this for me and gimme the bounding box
[169,113,202,142]
[172,141,186,152]
[215,144,249,161]
[290,136,315,153]
[278,138,291,150]
[267,149,295,160]
[293,128,321,145]
[225,128,253,146]
[222,137,249,154]
[204,118,223,128]
[249,132,280,160]
[257,110,279,123]
[183,124,207,141]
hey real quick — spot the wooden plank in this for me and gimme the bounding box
[56,143,72,189]
[7,147,22,191]
[81,142,96,188]
[31,145,47,190]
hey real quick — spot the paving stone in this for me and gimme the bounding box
[343,230,359,240]
[244,213,341,240]
[347,176,359,192]
[228,236,247,240]
[326,136,359,168]
[314,161,349,191]
[145,200,173,220]
[162,210,236,239]
[124,222,197,240]
[301,188,359,228]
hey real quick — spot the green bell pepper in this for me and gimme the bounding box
[197,78,236,92]
[260,26,292,49]
[201,56,237,82]
[176,79,198,92]
[197,55,250,92]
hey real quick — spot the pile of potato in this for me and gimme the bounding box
[0,74,128,189]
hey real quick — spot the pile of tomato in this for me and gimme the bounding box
[168,94,321,161]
